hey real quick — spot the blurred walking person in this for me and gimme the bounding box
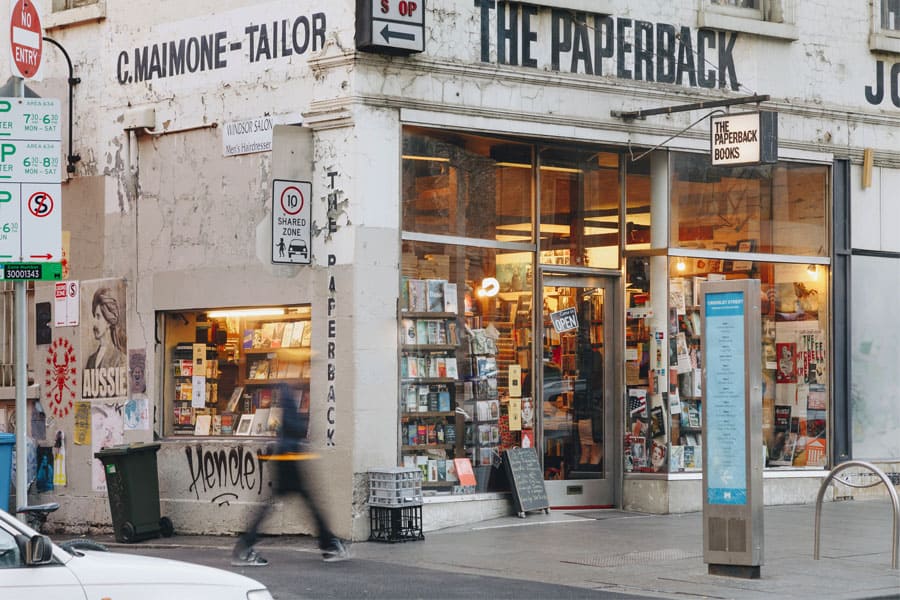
[232,384,349,566]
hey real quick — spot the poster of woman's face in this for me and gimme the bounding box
[81,280,128,400]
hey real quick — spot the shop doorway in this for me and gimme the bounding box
[539,275,616,508]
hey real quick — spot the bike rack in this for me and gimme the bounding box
[814,460,899,569]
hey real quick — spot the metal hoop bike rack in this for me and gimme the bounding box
[814,460,899,570]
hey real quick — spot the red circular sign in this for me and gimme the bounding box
[280,186,304,215]
[27,190,53,218]
[9,0,43,79]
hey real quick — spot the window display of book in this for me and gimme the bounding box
[398,298,463,486]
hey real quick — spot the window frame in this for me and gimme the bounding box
[44,0,106,31]
[698,0,799,41]
[871,0,900,55]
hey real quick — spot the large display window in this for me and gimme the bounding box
[399,240,534,489]
[624,153,830,474]
[162,306,311,438]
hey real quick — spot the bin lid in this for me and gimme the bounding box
[0,433,13,445]
[93,442,161,457]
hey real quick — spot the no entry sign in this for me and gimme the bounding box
[9,0,43,79]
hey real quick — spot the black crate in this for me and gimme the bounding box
[369,504,424,543]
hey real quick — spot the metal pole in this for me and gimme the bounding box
[13,77,27,520]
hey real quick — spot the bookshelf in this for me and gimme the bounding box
[399,303,463,488]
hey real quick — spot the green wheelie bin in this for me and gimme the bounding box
[94,442,174,543]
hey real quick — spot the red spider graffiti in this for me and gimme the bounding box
[45,338,77,418]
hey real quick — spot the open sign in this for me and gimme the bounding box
[550,307,578,333]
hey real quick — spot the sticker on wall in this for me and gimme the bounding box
[91,402,124,492]
[124,397,149,431]
[73,401,91,445]
[128,349,146,394]
[44,337,77,417]
[81,280,128,401]
[53,431,66,487]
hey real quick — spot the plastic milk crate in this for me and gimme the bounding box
[369,504,424,543]
[367,467,423,507]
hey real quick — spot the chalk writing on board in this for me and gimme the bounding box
[503,447,549,516]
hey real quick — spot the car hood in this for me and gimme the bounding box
[61,549,264,590]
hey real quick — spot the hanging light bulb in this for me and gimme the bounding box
[676,258,686,272]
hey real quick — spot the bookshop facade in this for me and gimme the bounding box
[15,0,899,540]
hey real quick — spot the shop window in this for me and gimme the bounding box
[624,154,652,252]
[626,257,829,473]
[163,306,311,438]
[399,240,534,490]
[403,127,625,269]
[850,255,900,459]
[402,128,533,243]
[538,147,622,268]
[670,154,829,258]
[699,0,798,40]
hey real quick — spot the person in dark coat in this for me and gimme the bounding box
[232,384,349,566]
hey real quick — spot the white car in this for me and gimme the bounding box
[0,508,272,600]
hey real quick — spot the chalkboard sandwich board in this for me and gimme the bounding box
[503,447,550,518]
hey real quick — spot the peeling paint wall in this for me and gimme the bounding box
[9,0,899,536]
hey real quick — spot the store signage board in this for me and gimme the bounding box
[502,447,550,517]
[8,0,44,80]
[356,0,425,54]
[0,261,62,281]
[0,98,62,262]
[0,98,61,140]
[700,279,763,576]
[271,178,311,265]
[710,111,777,166]
[549,307,578,333]
[54,280,79,326]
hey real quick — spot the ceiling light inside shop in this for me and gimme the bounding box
[206,308,286,318]
[477,277,500,297]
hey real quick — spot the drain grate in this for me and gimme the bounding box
[562,548,702,568]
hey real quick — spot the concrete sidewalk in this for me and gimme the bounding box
[103,498,900,599]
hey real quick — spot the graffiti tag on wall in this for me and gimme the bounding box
[184,444,272,501]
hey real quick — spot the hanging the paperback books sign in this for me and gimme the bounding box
[710,111,778,166]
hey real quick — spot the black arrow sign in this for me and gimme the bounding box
[380,24,415,43]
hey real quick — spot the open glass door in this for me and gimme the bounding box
[539,275,615,508]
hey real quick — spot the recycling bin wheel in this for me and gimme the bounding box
[121,521,136,543]
[159,516,174,538]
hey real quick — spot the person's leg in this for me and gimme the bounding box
[289,458,336,549]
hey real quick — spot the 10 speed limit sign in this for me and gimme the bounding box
[272,178,311,265]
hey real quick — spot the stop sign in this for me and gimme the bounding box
[9,0,43,79]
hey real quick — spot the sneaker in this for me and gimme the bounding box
[321,539,350,562]
[231,548,269,567]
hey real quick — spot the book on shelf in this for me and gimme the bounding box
[259,323,276,348]
[408,279,428,312]
[443,282,458,313]
[266,407,283,436]
[220,412,236,435]
[285,361,302,379]
[243,329,254,349]
[683,445,700,468]
[426,280,445,312]
[445,357,459,379]
[270,323,285,348]
[446,321,459,345]
[669,444,685,471]
[414,320,427,344]
[437,386,451,412]
[669,278,687,316]
[250,408,270,436]
[402,319,417,345]
[226,386,244,413]
[649,405,666,437]
[290,321,305,347]
[426,320,441,344]
[194,414,212,436]
[280,322,294,348]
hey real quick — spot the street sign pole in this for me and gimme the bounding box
[13,79,26,521]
